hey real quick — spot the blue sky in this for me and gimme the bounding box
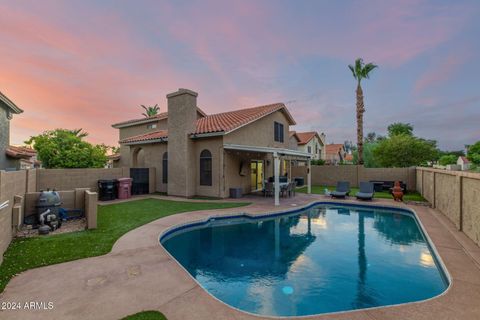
[1,0,479,149]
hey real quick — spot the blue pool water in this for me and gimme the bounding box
[161,204,449,317]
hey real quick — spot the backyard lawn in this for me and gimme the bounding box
[0,198,249,293]
[122,311,167,320]
[298,185,425,202]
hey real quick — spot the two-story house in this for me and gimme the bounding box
[112,88,311,203]
[294,131,326,160]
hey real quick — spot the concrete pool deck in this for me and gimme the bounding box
[0,194,479,320]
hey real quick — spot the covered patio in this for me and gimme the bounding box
[223,143,312,205]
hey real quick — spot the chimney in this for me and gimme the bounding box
[166,88,198,197]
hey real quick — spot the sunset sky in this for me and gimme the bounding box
[1,0,479,150]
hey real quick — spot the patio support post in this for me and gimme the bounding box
[307,158,312,194]
[274,152,280,206]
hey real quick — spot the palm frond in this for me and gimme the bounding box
[348,65,357,79]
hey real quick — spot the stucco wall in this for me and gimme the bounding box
[223,111,290,149]
[416,167,480,247]
[0,106,17,170]
[36,168,130,191]
[118,118,167,140]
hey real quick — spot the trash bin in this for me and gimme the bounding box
[229,187,242,198]
[117,178,133,199]
[294,177,305,187]
[98,179,118,201]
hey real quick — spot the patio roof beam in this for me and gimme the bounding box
[223,143,312,158]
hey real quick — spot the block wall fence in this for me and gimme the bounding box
[416,167,480,246]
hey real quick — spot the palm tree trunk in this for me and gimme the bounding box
[356,83,365,165]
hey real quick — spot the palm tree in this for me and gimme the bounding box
[348,58,377,165]
[68,128,88,138]
[141,104,160,118]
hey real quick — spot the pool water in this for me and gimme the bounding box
[161,204,448,317]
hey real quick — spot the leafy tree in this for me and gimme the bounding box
[25,129,108,168]
[387,123,413,136]
[365,132,377,143]
[348,58,377,165]
[373,134,438,167]
[467,141,480,165]
[438,154,458,166]
[353,142,380,167]
[141,104,160,117]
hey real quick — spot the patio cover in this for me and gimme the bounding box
[223,143,312,205]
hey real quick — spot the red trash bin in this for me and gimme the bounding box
[117,178,132,199]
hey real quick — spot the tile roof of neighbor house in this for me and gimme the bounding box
[295,132,319,145]
[460,156,470,163]
[344,154,354,161]
[111,108,207,128]
[118,103,296,144]
[289,131,301,142]
[107,153,121,161]
[5,145,36,159]
[0,91,23,114]
[326,144,344,154]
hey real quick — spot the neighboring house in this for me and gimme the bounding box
[0,92,26,170]
[112,88,311,201]
[344,153,354,164]
[457,156,470,171]
[5,145,40,170]
[325,144,346,165]
[106,153,120,168]
[295,131,326,160]
[288,131,300,150]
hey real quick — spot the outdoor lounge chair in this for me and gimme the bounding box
[330,181,350,198]
[356,182,375,201]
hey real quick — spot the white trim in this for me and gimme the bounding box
[122,138,168,146]
[223,143,312,158]
[0,200,9,211]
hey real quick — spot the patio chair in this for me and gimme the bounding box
[264,182,274,197]
[290,181,297,197]
[356,181,375,201]
[330,181,350,198]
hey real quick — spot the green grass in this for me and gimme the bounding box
[121,311,167,320]
[0,198,249,293]
[297,185,425,202]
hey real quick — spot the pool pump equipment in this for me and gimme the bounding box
[36,190,62,235]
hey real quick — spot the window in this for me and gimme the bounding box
[308,146,312,153]
[315,144,318,154]
[162,152,168,183]
[147,123,157,129]
[200,149,212,186]
[274,122,284,142]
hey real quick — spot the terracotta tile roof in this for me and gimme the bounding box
[289,131,300,142]
[194,103,294,135]
[107,153,121,161]
[118,103,296,144]
[112,108,207,128]
[296,132,318,145]
[326,144,344,155]
[119,130,168,144]
[5,145,36,159]
[344,154,354,161]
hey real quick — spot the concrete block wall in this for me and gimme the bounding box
[36,167,130,192]
[291,165,416,190]
[417,167,480,247]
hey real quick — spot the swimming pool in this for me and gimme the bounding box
[161,203,449,317]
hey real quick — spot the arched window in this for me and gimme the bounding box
[200,149,212,186]
[162,152,168,183]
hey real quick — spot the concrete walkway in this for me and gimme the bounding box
[1,194,479,320]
